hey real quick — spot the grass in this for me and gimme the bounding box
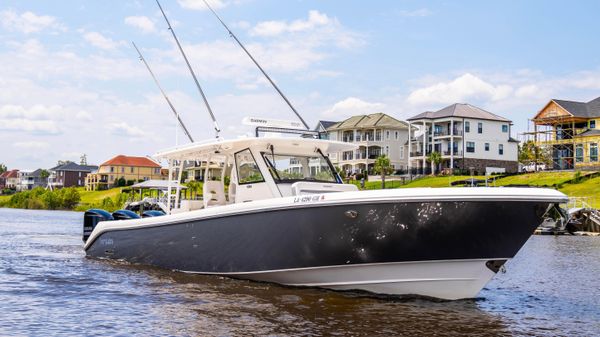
[0,194,11,205]
[399,175,486,188]
[77,187,123,205]
[492,171,593,187]
[558,176,600,209]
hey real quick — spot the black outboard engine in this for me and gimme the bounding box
[112,209,141,220]
[142,210,165,218]
[83,209,113,242]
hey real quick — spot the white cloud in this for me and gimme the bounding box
[252,10,331,36]
[396,8,433,17]
[407,73,513,106]
[14,141,50,150]
[110,122,147,137]
[0,10,66,34]
[125,16,156,33]
[0,118,61,134]
[322,97,386,119]
[83,32,123,50]
[177,0,227,10]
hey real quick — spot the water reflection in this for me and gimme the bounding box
[1,208,599,337]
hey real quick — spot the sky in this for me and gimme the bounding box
[1,0,600,169]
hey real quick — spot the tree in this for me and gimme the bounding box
[373,155,394,189]
[519,141,552,167]
[427,152,442,175]
[0,163,6,174]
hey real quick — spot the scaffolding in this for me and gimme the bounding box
[520,114,595,170]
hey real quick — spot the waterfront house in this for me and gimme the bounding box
[85,155,164,191]
[407,103,518,175]
[314,120,337,139]
[48,162,98,189]
[322,113,410,175]
[0,169,19,190]
[16,169,48,191]
[531,96,600,170]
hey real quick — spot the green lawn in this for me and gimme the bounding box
[558,176,600,209]
[0,194,11,205]
[399,175,486,188]
[492,171,593,187]
[77,187,123,205]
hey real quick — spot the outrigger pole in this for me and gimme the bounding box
[201,0,311,131]
[156,0,221,138]
[132,41,195,143]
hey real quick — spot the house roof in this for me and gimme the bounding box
[407,103,511,122]
[552,96,600,118]
[326,113,408,131]
[50,162,98,172]
[0,170,19,178]
[101,155,161,168]
[314,120,337,131]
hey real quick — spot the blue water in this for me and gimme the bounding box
[0,208,599,336]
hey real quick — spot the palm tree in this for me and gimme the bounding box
[427,152,442,175]
[373,155,394,189]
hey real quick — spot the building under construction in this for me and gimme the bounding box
[524,97,600,170]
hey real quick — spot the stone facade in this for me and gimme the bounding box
[454,158,518,174]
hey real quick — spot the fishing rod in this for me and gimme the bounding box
[155,0,221,138]
[201,0,310,131]
[132,41,195,143]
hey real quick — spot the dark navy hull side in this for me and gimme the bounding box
[85,201,549,272]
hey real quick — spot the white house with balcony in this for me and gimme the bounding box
[321,113,410,175]
[407,103,519,175]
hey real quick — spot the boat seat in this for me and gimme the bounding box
[203,180,226,208]
[291,182,359,196]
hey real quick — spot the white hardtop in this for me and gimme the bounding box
[154,136,358,162]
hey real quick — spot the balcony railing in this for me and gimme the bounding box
[434,129,463,137]
[442,150,463,156]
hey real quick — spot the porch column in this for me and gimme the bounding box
[450,119,454,168]
[408,121,412,173]
[422,121,427,173]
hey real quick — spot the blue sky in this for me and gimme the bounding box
[1,0,600,169]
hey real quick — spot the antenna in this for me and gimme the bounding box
[156,0,221,138]
[132,42,195,143]
[201,0,310,131]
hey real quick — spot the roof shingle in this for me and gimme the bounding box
[101,155,161,168]
[407,103,511,122]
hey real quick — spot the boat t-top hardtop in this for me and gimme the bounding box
[83,134,568,300]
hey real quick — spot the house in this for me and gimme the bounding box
[0,169,19,190]
[407,103,519,175]
[16,169,48,191]
[48,162,98,188]
[531,96,600,170]
[314,120,337,139]
[85,155,164,190]
[322,113,410,175]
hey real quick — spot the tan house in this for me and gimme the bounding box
[532,97,600,170]
[85,155,164,190]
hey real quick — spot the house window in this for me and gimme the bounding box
[575,144,584,163]
[499,144,504,155]
[466,142,475,153]
[110,175,114,181]
[591,143,598,162]
[110,167,114,173]
[400,146,404,159]
[485,143,490,151]
[121,167,124,173]
[465,121,470,133]
[386,131,390,140]
[502,125,508,133]
[395,131,399,140]
[78,172,82,177]
[478,122,483,134]
[591,120,596,129]
[130,167,134,173]
[154,168,160,174]
[385,146,389,155]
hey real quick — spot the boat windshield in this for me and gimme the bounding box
[261,152,337,183]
